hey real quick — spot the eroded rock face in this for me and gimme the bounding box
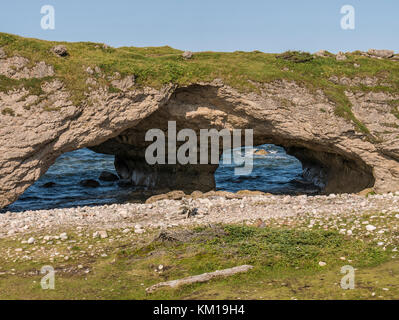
[0,56,54,79]
[1,58,399,208]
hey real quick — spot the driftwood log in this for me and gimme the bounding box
[146,265,253,293]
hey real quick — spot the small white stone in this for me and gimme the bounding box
[366,225,376,231]
[27,237,35,244]
[319,261,327,267]
[60,233,68,240]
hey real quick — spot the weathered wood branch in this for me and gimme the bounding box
[146,265,253,293]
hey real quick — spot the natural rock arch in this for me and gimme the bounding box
[91,83,378,195]
[1,80,398,209]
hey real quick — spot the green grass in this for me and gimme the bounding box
[1,32,399,134]
[0,223,396,300]
[1,107,15,116]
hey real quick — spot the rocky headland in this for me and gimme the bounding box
[1,36,399,299]
[0,33,399,211]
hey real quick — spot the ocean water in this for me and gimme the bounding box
[2,145,318,212]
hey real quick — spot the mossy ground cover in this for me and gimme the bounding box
[1,33,399,133]
[0,221,398,300]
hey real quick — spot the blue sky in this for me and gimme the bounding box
[0,0,398,53]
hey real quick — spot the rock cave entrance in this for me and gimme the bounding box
[1,84,379,211]
[91,84,376,196]
[215,144,321,195]
[1,148,129,212]
[4,143,322,213]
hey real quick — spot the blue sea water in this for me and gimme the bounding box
[2,145,318,212]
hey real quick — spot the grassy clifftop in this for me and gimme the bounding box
[1,32,399,133]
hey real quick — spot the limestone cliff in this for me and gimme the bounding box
[0,33,399,209]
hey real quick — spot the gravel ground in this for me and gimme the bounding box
[1,192,399,242]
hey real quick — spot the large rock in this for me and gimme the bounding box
[80,179,100,188]
[51,45,68,57]
[182,51,193,60]
[99,171,119,182]
[367,49,394,59]
[336,52,347,61]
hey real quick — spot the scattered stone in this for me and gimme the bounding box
[42,182,56,188]
[146,194,168,204]
[318,261,327,267]
[354,63,360,68]
[254,218,266,228]
[313,50,329,58]
[80,179,100,188]
[182,51,193,60]
[51,45,68,57]
[254,149,268,156]
[99,171,119,182]
[366,225,377,231]
[166,190,186,200]
[60,233,68,240]
[134,224,145,234]
[367,49,394,59]
[93,230,108,239]
[27,237,35,244]
[86,67,94,75]
[336,52,347,61]
[236,190,265,197]
[190,190,204,199]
